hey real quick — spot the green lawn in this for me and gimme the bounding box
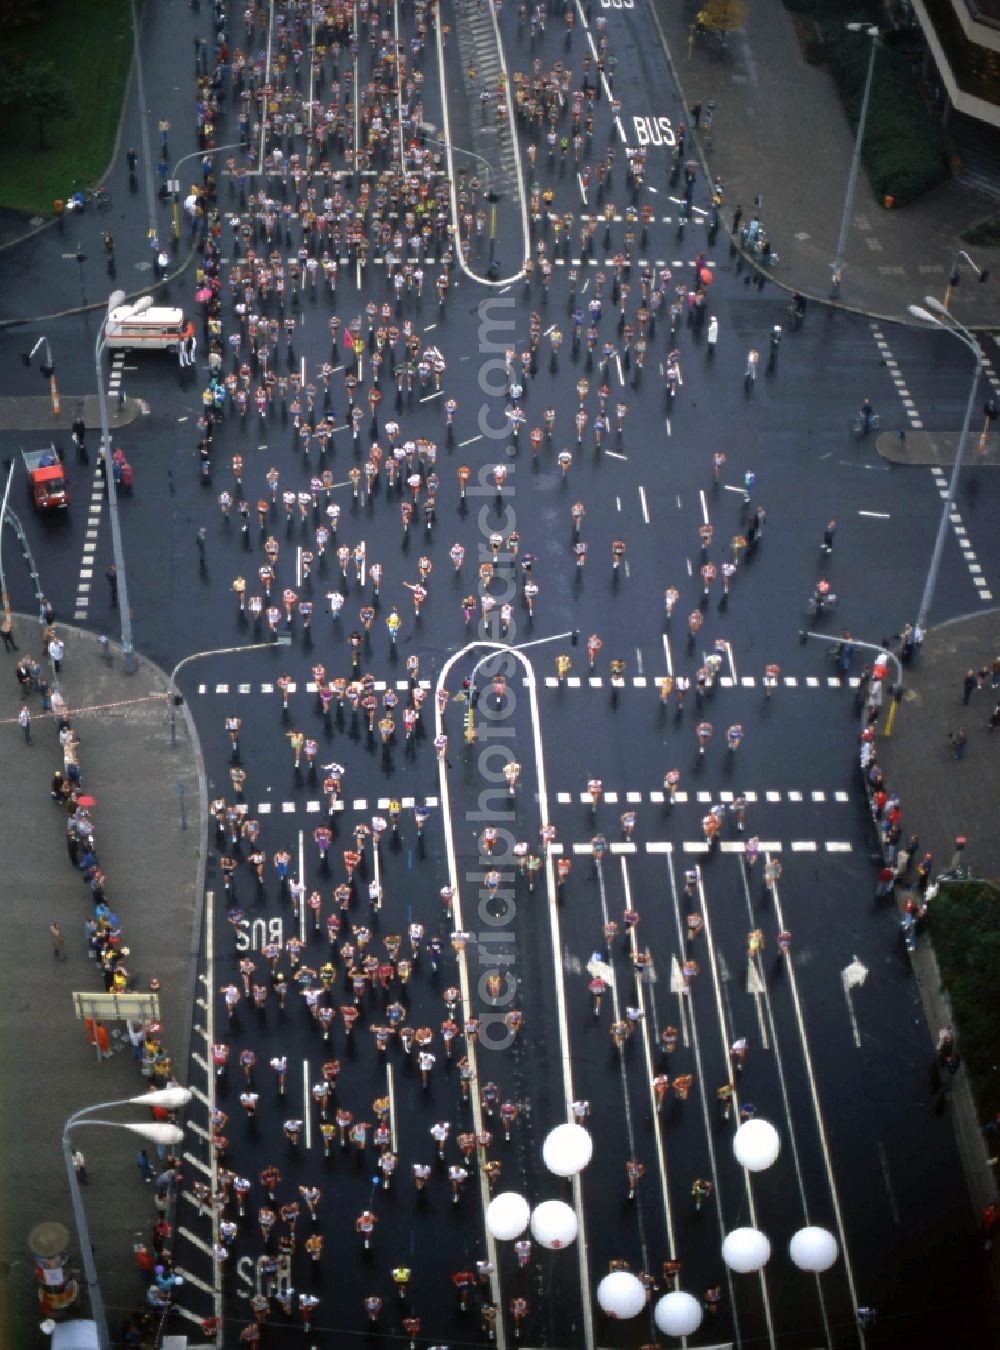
[0,0,135,217]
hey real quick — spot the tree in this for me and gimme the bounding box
[10,59,74,149]
[0,0,50,30]
[697,0,748,42]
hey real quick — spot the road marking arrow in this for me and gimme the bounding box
[746,957,770,1049]
[842,954,868,1048]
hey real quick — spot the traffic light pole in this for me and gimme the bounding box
[22,336,61,417]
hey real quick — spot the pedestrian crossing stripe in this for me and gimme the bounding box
[254,795,439,815]
[223,253,711,270]
[249,789,849,813]
[246,799,850,844]
[561,840,852,855]
[200,678,434,695]
[543,675,861,689]
[197,676,861,696]
[249,789,851,814]
[555,789,850,805]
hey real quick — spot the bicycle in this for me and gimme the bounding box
[937,864,973,883]
[851,411,880,437]
[70,181,112,214]
[805,588,838,618]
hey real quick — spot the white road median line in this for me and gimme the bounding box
[767,857,865,1347]
[303,1057,312,1151]
[206,887,222,1332]
[622,856,675,1260]
[595,858,647,1269]
[696,861,776,1348]
[665,855,741,1335]
[298,829,306,943]
[436,640,594,1350]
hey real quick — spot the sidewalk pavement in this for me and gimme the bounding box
[0,396,144,435]
[876,612,1000,1229]
[0,616,204,1348]
[650,0,1000,327]
[881,609,1000,881]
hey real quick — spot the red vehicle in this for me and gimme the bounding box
[22,445,69,511]
[111,448,134,494]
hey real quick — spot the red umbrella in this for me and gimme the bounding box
[76,795,97,808]
[699,268,713,286]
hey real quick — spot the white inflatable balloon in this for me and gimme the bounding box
[542,1123,594,1177]
[596,1271,647,1320]
[654,1290,704,1337]
[789,1226,839,1273]
[530,1200,578,1250]
[485,1192,530,1241]
[733,1118,781,1172]
[722,1227,772,1273]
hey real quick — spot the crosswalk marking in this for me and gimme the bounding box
[241,788,852,815]
[231,820,855,852]
[195,675,862,697]
[541,674,860,690]
[246,789,852,816]
[522,839,850,857]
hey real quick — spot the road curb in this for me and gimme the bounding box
[645,0,1000,334]
[0,239,199,333]
[875,429,1000,467]
[868,617,1000,1226]
[0,395,145,435]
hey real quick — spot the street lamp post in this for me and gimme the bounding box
[419,131,500,261]
[169,638,291,745]
[486,190,500,266]
[63,1088,190,1350]
[463,633,576,742]
[800,629,904,733]
[908,299,984,638]
[170,141,246,244]
[96,291,151,674]
[829,24,879,300]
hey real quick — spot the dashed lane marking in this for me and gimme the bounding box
[195,675,861,695]
[558,789,851,806]
[73,354,121,618]
[564,840,852,855]
[245,788,847,810]
[873,322,992,603]
[255,795,439,815]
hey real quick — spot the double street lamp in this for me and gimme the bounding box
[907,298,984,637]
[64,1086,191,1350]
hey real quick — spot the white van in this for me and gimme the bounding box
[105,302,187,352]
[45,1321,99,1349]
